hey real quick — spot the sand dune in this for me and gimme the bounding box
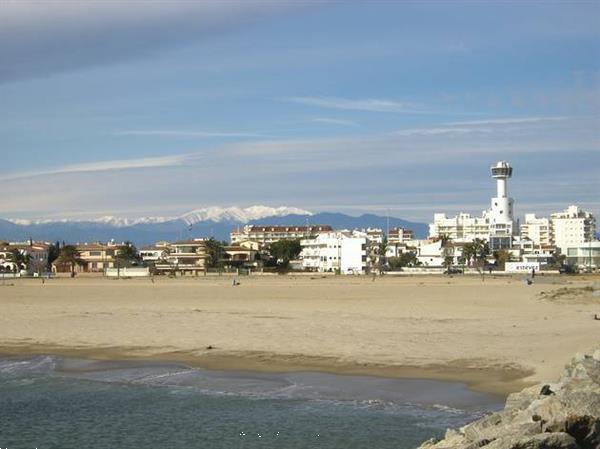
[0,274,598,394]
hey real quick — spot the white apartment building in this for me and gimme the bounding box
[388,227,414,244]
[520,214,552,246]
[231,225,333,247]
[429,213,490,242]
[301,231,367,274]
[429,161,516,250]
[551,205,596,254]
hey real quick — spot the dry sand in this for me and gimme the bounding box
[1,274,598,395]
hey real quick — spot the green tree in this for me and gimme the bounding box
[388,251,419,269]
[549,251,566,268]
[269,239,302,268]
[377,237,389,271]
[115,242,140,267]
[7,249,30,272]
[56,245,85,275]
[463,238,489,267]
[443,255,454,268]
[493,249,512,271]
[47,241,60,269]
[205,238,226,269]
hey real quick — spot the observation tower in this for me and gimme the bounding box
[488,161,515,250]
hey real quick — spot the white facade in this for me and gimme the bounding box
[429,161,516,250]
[520,214,551,246]
[231,225,333,247]
[551,205,596,254]
[301,231,367,274]
[388,227,414,244]
[565,241,600,270]
[429,213,490,242]
[488,161,515,250]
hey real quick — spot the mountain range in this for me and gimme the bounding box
[0,206,429,246]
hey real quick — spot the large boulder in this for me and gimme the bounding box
[417,348,600,449]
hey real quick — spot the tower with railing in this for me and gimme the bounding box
[488,161,515,250]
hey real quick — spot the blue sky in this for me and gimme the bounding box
[0,0,598,222]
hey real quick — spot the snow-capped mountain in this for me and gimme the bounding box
[0,206,427,245]
[180,206,312,225]
[6,206,313,228]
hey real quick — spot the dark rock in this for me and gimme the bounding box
[539,385,554,396]
[509,432,579,449]
[417,348,599,449]
[565,415,600,449]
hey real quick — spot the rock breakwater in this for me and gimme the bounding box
[419,348,600,449]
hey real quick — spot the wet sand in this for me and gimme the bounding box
[1,274,598,395]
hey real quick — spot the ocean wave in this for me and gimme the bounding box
[0,355,502,417]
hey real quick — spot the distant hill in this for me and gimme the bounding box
[0,206,428,246]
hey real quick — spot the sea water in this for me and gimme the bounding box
[0,356,503,449]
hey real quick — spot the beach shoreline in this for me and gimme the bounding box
[0,344,532,396]
[1,275,598,396]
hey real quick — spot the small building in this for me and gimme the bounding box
[154,239,208,275]
[139,242,170,263]
[223,245,259,268]
[565,242,600,271]
[301,231,367,274]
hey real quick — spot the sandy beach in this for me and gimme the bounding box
[0,274,598,395]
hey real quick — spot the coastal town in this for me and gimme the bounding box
[0,161,597,277]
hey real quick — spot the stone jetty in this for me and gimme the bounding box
[419,348,600,449]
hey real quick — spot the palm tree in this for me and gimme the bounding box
[56,245,84,275]
[7,249,30,273]
[462,238,489,268]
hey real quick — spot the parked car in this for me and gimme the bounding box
[444,267,464,275]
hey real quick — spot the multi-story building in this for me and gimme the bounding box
[429,213,490,242]
[388,227,414,244]
[155,239,209,275]
[230,225,333,247]
[520,214,552,247]
[550,205,596,254]
[0,241,50,274]
[301,231,367,274]
[429,161,516,250]
[52,242,132,273]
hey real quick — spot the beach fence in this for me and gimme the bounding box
[105,267,150,278]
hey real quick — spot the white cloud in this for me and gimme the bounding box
[0,154,195,181]
[311,118,359,127]
[117,130,266,138]
[391,127,492,136]
[0,115,598,220]
[286,96,420,113]
[448,116,569,126]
